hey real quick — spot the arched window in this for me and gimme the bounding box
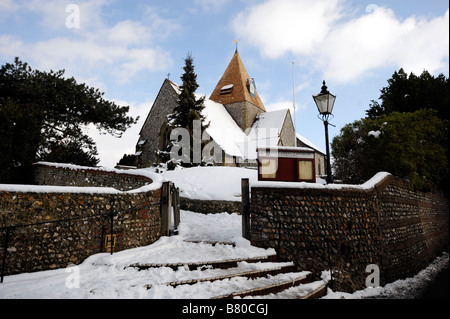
[159,123,171,150]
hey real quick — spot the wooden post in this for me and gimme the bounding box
[241,178,250,240]
[161,181,172,236]
[173,186,180,231]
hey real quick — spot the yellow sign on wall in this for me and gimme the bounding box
[105,234,116,252]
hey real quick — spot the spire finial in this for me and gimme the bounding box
[233,39,239,52]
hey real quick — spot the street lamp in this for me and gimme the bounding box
[313,81,335,184]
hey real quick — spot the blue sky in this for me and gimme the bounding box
[1,0,448,168]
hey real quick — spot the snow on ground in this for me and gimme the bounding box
[0,165,448,299]
[0,209,447,299]
[153,165,389,201]
[0,210,276,299]
[156,166,259,201]
[323,251,449,299]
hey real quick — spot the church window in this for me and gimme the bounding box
[159,123,171,150]
[220,84,233,95]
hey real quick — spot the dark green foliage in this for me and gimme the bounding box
[0,98,42,183]
[162,53,209,168]
[0,58,138,183]
[334,68,449,193]
[168,53,208,130]
[117,154,137,167]
[366,68,449,120]
[332,109,448,192]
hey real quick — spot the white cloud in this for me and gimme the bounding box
[233,0,344,59]
[0,1,179,84]
[24,0,108,31]
[194,0,231,12]
[106,20,152,46]
[233,0,449,83]
[117,48,172,82]
[0,0,20,13]
[142,6,181,39]
[0,35,24,57]
[2,35,172,84]
[321,7,449,83]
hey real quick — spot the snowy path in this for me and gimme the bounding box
[0,211,277,299]
[0,209,447,299]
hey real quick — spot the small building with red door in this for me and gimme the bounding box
[257,146,316,183]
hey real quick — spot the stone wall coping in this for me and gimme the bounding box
[0,184,122,194]
[0,162,165,194]
[250,171,392,194]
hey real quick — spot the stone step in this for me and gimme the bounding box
[241,280,328,299]
[127,241,326,299]
[148,263,298,289]
[183,240,236,247]
[210,271,313,299]
[298,282,328,299]
[129,254,278,271]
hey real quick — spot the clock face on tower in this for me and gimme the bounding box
[248,78,256,98]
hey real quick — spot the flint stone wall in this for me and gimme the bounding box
[250,173,449,292]
[33,162,151,191]
[0,163,162,276]
[180,197,242,215]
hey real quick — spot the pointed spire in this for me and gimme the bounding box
[209,50,266,112]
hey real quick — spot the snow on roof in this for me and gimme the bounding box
[244,109,289,157]
[296,133,325,155]
[200,100,294,160]
[258,146,314,153]
[168,80,181,94]
[169,82,288,160]
[201,102,293,160]
[202,97,247,158]
[221,84,233,90]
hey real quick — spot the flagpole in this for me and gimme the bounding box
[293,61,297,147]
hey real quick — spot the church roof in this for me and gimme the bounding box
[248,109,291,146]
[169,81,276,159]
[209,50,266,112]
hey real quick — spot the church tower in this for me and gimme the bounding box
[209,50,266,132]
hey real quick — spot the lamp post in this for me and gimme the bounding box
[313,81,335,184]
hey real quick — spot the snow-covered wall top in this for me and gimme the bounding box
[251,171,392,192]
[0,162,164,194]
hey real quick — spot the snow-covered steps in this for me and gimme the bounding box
[143,270,323,299]
[211,271,313,299]
[129,254,278,271]
[237,280,328,300]
[149,262,298,288]
[131,255,326,299]
[183,240,237,247]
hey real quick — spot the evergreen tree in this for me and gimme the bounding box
[117,154,137,167]
[334,68,450,193]
[0,58,138,183]
[366,68,449,120]
[164,53,209,167]
[333,109,448,192]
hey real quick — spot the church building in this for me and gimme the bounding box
[134,50,326,176]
